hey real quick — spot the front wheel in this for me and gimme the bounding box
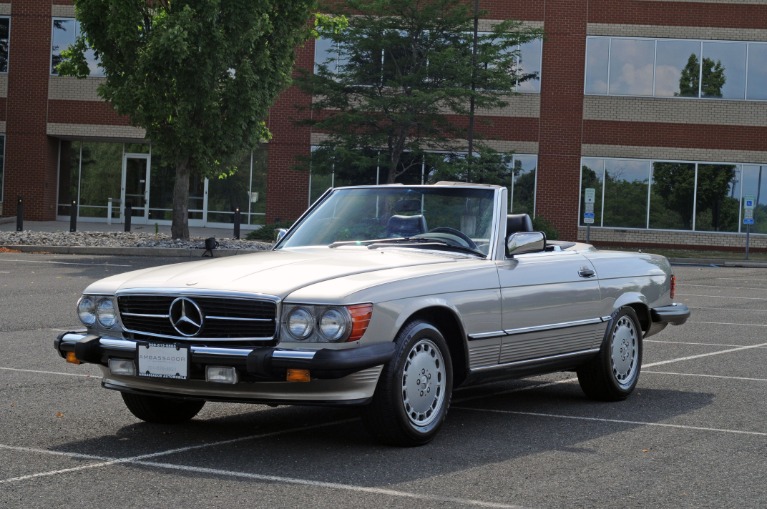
[121,393,205,424]
[577,307,643,401]
[362,320,453,446]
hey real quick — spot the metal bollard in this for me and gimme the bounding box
[233,208,241,239]
[107,198,113,225]
[124,204,132,232]
[70,200,77,232]
[16,196,23,232]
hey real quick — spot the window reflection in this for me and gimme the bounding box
[584,37,609,95]
[608,38,655,96]
[604,160,650,228]
[650,162,695,230]
[746,43,767,100]
[517,39,542,93]
[741,165,767,233]
[695,164,740,231]
[702,42,746,99]
[585,36,765,101]
[51,18,103,76]
[655,40,700,97]
[0,18,9,73]
[509,155,537,213]
[580,158,604,227]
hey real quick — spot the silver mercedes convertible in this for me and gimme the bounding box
[55,182,689,446]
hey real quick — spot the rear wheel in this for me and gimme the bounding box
[121,393,205,424]
[362,320,453,446]
[577,307,642,401]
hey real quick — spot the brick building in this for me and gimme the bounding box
[1,0,766,250]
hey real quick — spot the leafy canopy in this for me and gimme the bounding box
[295,0,543,185]
[58,0,327,238]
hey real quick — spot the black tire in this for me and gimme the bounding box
[121,393,205,424]
[577,307,643,401]
[362,320,453,446]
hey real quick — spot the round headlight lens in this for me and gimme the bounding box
[319,308,348,342]
[286,307,314,340]
[77,296,97,326]
[96,298,117,328]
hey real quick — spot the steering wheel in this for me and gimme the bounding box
[425,227,478,250]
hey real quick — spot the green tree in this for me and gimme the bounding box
[295,0,542,184]
[676,53,726,98]
[58,1,321,239]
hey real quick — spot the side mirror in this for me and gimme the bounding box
[507,231,546,257]
[275,228,288,243]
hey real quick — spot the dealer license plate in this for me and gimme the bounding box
[137,342,189,380]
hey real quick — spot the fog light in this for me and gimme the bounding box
[108,358,136,376]
[286,369,311,383]
[65,351,81,365]
[206,366,239,384]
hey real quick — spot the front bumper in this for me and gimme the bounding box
[55,331,395,381]
[651,303,691,326]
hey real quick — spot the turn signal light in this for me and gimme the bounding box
[286,369,311,382]
[65,352,81,365]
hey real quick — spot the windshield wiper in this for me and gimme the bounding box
[365,237,486,257]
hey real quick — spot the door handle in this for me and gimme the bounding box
[578,267,596,278]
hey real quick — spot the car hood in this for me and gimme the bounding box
[85,247,467,298]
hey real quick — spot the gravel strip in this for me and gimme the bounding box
[0,230,273,251]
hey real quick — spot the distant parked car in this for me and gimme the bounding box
[56,182,689,445]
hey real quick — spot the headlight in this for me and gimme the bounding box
[77,296,97,326]
[286,307,314,340]
[96,299,117,328]
[282,304,372,343]
[318,308,349,342]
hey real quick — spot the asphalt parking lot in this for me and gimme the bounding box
[0,253,765,508]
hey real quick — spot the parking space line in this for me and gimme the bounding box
[695,321,767,328]
[644,342,767,368]
[0,436,521,508]
[0,366,96,378]
[679,293,767,301]
[0,258,132,267]
[645,340,751,347]
[454,407,767,437]
[129,460,523,509]
[685,284,766,291]
[644,371,767,382]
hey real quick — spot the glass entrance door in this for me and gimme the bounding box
[122,154,151,224]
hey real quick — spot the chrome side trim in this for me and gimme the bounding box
[503,317,606,336]
[97,337,320,360]
[471,348,600,372]
[468,330,507,341]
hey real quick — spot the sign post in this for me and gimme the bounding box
[743,196,755,260]
[583,188,595,243]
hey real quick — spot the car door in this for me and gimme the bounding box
[495,250,607,366]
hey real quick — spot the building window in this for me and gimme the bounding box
[581,157,766,234]
[0,18,9,73]
[0,135,4,203]
[585,36,765,101]
[315,32,542,93]
[51,18,103,76]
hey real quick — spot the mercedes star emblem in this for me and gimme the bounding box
[169,297,204,336]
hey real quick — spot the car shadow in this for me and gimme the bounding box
[50,377,714,488]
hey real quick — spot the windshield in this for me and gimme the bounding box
[279,185,497,256]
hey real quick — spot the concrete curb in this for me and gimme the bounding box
[1,245,261,258]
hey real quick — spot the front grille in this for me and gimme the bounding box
[117,294,278,342]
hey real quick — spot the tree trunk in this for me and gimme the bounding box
[171,157,191,240]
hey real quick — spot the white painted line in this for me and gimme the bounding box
[130,461,524,509]
[645,340,751,348]
[454,407,767,437]
[693,306,767,313]
[644,342,767,368]
[684,283,765,291]
[688,321,767,328]
[679,293,767,301]
[0,367,97,378]
[644,371,767,382]
[0,429,522,508]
